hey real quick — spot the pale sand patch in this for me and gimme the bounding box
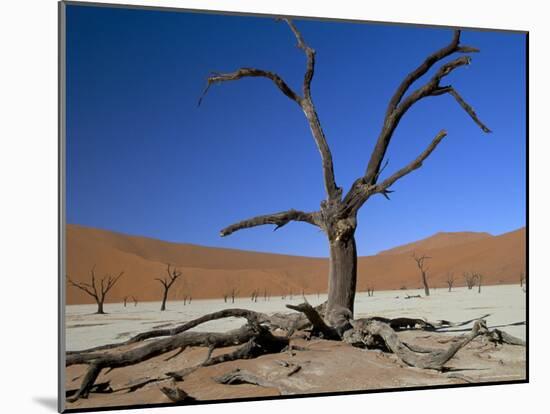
[65,284,525,351]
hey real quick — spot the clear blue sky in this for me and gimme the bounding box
[65,4,526,257]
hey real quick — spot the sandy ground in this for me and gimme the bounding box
[66,284,526,351]
[64,284,526,411]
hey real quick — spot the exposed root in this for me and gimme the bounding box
[485,328,525,346]
[65,302,524,403]
[214,368,291,395]
[159,380,197,403]
[286,302,340,340]
[67,308,270,355]
[353,319,488,370]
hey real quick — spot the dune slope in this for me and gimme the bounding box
[66,224,526,304]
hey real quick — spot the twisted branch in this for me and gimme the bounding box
[220,209,319,237]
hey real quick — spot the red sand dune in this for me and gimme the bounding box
[66,224,526,305]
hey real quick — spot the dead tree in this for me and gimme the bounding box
[464,271,478,290]
[156,264,181,311]
[199,19,489,326]
[67,266,124,314]
[64,21,501,405]
[412,252,431,296]
[520,272,525,288]
[446,272,455,292]
[367,287,375,297]
[478,274,483,293]
[230,288,238,304]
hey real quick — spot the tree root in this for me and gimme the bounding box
[214,368,291,395]
[348,319,488,370]
[66,309,291,402]
[159,379,197,403]
[65,302,524,403]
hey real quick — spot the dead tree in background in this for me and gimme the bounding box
[412,252,431,296]
[520,272,525,288]
[446,272,455,292]
[478,274,483,293]
[156,264,181,311]
[367,287,375,297]
[230,288,238,303]
[199,19,489,327]
[67,266,124,314]
[464,271,479,290]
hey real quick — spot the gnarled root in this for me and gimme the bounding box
[66,302,524,403]
[346,319,488,370]
[66,309,290,402]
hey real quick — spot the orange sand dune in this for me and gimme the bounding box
[65,224,526,305]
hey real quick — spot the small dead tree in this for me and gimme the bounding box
[464,271,478,290]
[478,274,483,293]
[446,272,455,292]
[264,288,269,301]
[230,287,238,304]
[412,252,431,296]
[520,272,525,288]
[367,287,375,297]
[156,264,181,311]
[67,265,124,314]
[250,289,259,302]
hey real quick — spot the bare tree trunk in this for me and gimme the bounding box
[160,289,168,312]
[422,271,430,296]
[327,237,357,317]
[97,301,105,315]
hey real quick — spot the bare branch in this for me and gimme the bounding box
[67,276,98,300]
[102,271,124,296]
[283,19,340,200]
[411,252,431,272]
[373,130,448,196]
[361,30,489,191]
[385,30,461,116]
[155,278,168,287]
[446,88,491,132]
[282,18,315,99]
[199,19,340,201]
[198,68,300,107]
[220,209,319,237]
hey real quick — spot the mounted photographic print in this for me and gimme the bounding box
[59,1,528,412]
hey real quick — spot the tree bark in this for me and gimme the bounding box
[161,289,168,312]
[97,301,105,315]
[422,271,430,296]
[327,236,357,319]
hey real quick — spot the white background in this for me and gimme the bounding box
[0,0,545,412]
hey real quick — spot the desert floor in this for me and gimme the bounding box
[64,284,526,410]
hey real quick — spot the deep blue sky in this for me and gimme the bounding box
[65,5,526,257]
